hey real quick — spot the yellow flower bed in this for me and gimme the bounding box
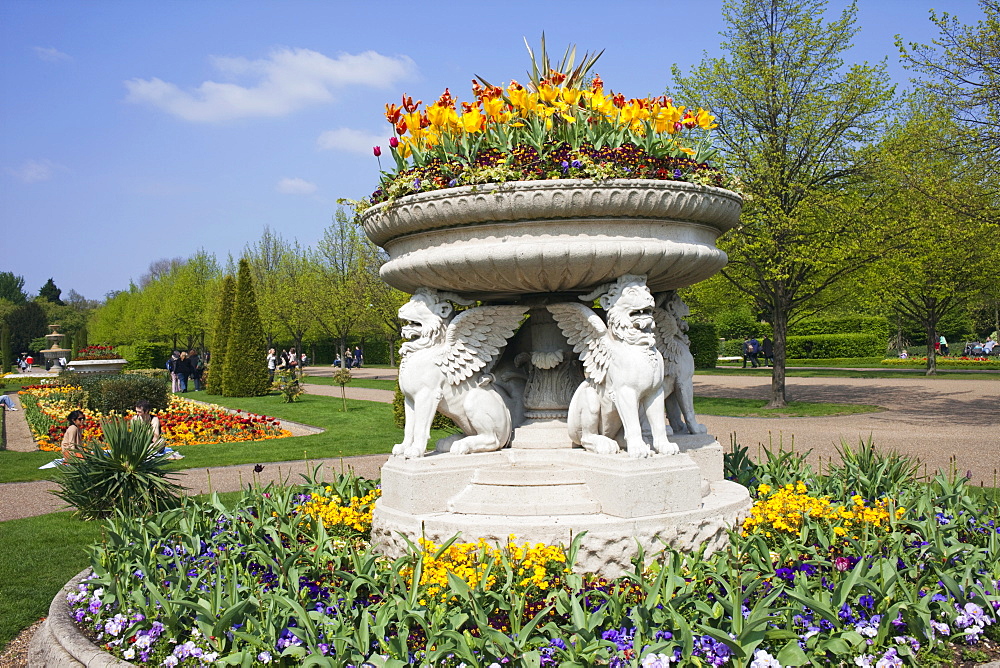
[295,486,381,535]
[402,536,570,601]
[742,482,905,541]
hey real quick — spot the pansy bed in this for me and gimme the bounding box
[18,384,292,452]
[60,450,1000,667]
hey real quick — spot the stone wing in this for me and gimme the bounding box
[547,302,610,385]
[651,306,676,359]
[440,305,528,385]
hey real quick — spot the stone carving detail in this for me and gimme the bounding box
[655,293,707,436]
[548,275,678,458]
[394,289,527,458]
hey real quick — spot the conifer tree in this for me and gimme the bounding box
[205,275,235,396]
[222,259,270,397]
[1,321,11,373]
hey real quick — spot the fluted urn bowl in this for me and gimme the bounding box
[360,179,742,300]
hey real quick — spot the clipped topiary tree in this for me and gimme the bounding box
[205,275,235,396]
[222,259,270,397]
[1,321,10,373]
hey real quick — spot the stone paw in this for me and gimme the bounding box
[583,435,620,455]
[402,446,426,459]
[392,442,407,456]
[627,442,651,459]
[691,423,708,435]
[450,441,472,455]
[655,440,680,455]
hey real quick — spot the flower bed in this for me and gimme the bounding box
[881,357,1000,370]
[74,345,122,360]
[61,448,1000,667]
[18,384,292,451]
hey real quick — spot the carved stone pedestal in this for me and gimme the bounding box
[371,439,750,577]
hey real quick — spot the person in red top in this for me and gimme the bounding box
[25,354,33,371]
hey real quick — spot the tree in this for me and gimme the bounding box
[0,272,28,304]
[867,98,999,374]
[310,209,372,364]
[38,278,64,305]
[4,301,48,354]
[897,2,1000,177]
[222,259,270,397]
[245,227,316,353]
[205,275,235,396]
[671,0,896,406]
[1,321,11,372]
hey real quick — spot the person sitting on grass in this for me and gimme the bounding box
[61,410,86,461]
[133,400,183,460]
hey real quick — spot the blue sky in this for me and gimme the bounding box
[0,0,986,301]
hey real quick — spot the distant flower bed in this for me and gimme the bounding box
[18,385,292,451]
[62,448,1000,667]
[74,345,122,360]
[882,356,1000,370]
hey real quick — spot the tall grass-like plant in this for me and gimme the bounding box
[52,418,182,519]
[823,437,922,501]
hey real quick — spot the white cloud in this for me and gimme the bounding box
[276,177,318,195]
[124,48,416,122]
[6,159,62,183]
[33,46,71,63]
[317,127,388,155]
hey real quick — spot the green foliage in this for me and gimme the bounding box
[789,316,890,339]
[123,368,171,382]
[723,434,761,488]
[671,0,897,404]
[76,373,170,414]
[119,342,170,370]
[51,418,182,519]
[272,371,303,403]
[686,321,718,369]
[392,384,457,431]
[713,306,766,340]
[784,333,885,359]
[222,259,270,397]
[4,300,47,354]
[822,438,922,502]
[38,277,64,305]
[205,275,235,396]
[1,320,10,373]
[0,271,28,304]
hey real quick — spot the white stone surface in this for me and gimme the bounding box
[65,359,128,374]
[359,180,742,299]
[371,447,750,576]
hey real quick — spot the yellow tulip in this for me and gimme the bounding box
[459,107,483,133]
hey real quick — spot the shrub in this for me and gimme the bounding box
[784,332,884,359]
[120,342,170,370]
[392,383,457,431]
[686,322,717,369]
[1,321,10,373]
[78,374,169,415]
[205,275,235,396]
[222,259,270,397]
[789,315,890,340]
[51,418,182,519]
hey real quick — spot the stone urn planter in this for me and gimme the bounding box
[66,359,129,374]
[362,178,751,575]
[360,179,742,299]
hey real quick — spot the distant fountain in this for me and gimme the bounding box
[41,325,71,372]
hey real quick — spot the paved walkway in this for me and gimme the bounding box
[2,367,998,522]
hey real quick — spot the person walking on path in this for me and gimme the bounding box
[267,348,277,382]
[189,349,204,391]
[762,336,774,367]
[167,350,181,392]
[174,351,193,392]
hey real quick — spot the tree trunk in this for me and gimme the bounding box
[926,320,938,376]
[387,334,396,367]
[768,308,789,408]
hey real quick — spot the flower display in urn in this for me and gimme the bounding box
[353,41,750,575]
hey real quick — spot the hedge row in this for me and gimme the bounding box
[686,322,717,369]
[788,315,889,339]
[719,333,885,359]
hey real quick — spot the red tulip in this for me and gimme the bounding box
[373,146,382,157]
[389,136,399,148]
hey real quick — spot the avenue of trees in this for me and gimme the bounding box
[86,210,408,367]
